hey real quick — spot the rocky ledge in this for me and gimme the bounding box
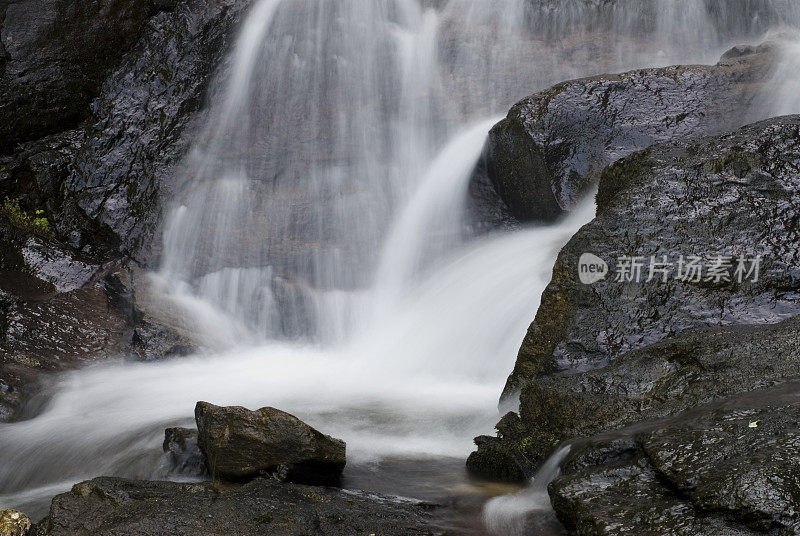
[551,382,800,534]
[469,115,800,482]
[485,41,777,221]
[29,477,438,536]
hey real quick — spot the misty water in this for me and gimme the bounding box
[2,0,800,533]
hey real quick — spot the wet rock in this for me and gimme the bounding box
[0,0,162,153]
[549,384,800,534]
[471,116,800,479]
[485,42,775,221]
[161,427,206,478]
[0,220,197,420]
[31,476,437,536]
[514,114,800,383]
[0,0,251,261]
[57,0,252,259]
[0,219,130,421]
[0,509,31,536]
[0,0,239,415]
[195,402,347,485]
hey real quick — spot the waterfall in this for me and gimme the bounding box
[156,0,800,346]
[2,0,800,525]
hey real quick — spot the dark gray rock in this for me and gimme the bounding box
[485,42,776,221]
[30,476,438,536]
[549,383,800,535]
[161,427,205,478]
[510,114,800,389]
[0,0,163,153]
[195,402,347,485]
[0,0,242,420]
[57,0,251,260]
[470,115,800,479]
[0,218,130,421]
[0,219,197,421]
[0,0,251,261]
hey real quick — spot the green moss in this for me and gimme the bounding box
[702,151,759,178]
[596,147,653,210]
[1,197,52,237]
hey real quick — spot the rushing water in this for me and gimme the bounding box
[2,0,800,531]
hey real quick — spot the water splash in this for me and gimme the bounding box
[483,446,572,536]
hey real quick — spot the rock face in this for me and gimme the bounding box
[0,0,161,153]
[31,477,437,536]
[549,382,800,535]
[195,402,347,485]
[0,0,249,420]
[469,115,800,480]
[0,509,31,536]
[0,0,250,260]
[0,219,131,421]
[485,42,776,221]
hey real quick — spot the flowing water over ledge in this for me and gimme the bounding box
[2,0,800,533]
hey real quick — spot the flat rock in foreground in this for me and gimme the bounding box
[31,477,437,536]
[195,402,346,485]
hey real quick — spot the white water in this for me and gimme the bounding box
[3,0,800,530]
[483,446,571,536]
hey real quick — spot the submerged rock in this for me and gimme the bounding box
[470,115,800,479]
[161,427,206,478]
[31,477,437,536]
[549,383,800,534]
[485,42,776,221]
[195,402,347,485]
[0,509,31,536]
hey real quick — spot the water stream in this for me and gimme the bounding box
[2,0,800,532]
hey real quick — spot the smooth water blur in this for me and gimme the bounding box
[483,446,571,536]
[2,0,800,529]
[158,0,800,344]
[0,201,595,519]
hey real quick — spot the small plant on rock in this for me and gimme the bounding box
[1,197,52,237]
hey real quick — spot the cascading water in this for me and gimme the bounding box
[2,0,800,531]
[483,446,571,536]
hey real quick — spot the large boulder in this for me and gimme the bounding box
[31,477,437,536]
[469,115,800,480]
[0,509,30,536]
[549,383,800,534]
[195,402,346,485]
[485,42,776,222]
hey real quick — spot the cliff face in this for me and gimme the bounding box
[0,0,252,421]
[470,114,800,532]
